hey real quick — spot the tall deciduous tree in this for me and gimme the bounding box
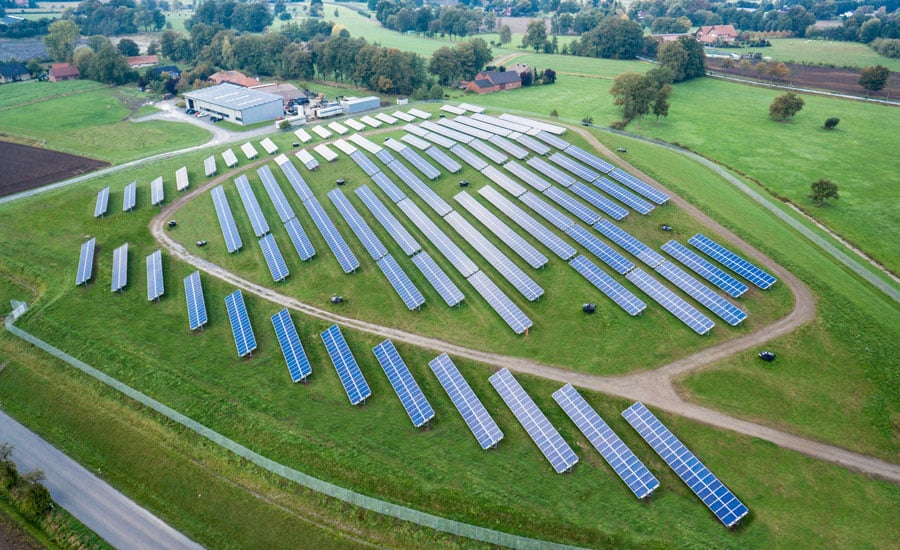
[43,19,80,62]
[809,179,839,206]
[769,92,805,122]
[117,38,140,57]
[499,24,511,44]
[657,36,705,82]
[579,17,643,60]
[858,65,890,95]
[522,19,547,53]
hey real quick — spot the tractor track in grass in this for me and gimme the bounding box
[148,127,900,484]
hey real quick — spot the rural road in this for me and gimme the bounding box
[148,129,900,484]
[0,410,203,550]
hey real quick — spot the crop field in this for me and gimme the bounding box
[728,38,900,72]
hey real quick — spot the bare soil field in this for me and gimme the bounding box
[0,141,108,197]
[707,58,900,98]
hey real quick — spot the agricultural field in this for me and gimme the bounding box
[726,38,900,72]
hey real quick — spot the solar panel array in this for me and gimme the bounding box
[258,165,295,223]
[533,130,570,150]
[661,240,748,298]
[77,238,97,286]
[241,142,258,159]
[689,234,777,289]
[472,113,531,134]
[333,138,357,156]
[423,120,468,142]
[489,369,578,473]
[110,243,128,292]
[504,161,550,192]
[591,177,654,215]
[372,340,434,427]
[347,133,383,154]
[455,115,510,137]
[410,251,465,307]
[569,255,646,316]
[401,133,430,150]
[235,175,270,237]
[440,104,466,115]
[626,268,715,335]
[175,166,190,191]
[183,271,207,330]
[393,111,415,122]
[370,171,406,203]
[295,149,320,171]
[283,217,316,261]
[565,225,634,275]
[375,149,396,164]
[543,187,600,225]
[355,186,420,256]
[360,115,381,128]
[375,112,397,125]
[311,125,332,139]
[467,271,533,334]
[655,262,747,326]
[428,353,503,449]
[482,165,525,197]
[594,219,665,268]
[454,192,548,269]
[478,186,576,261]
[313,143,338,162]
[225,290,257,357]
[397,198,478,277]
[211,186,243,253]
[503,115,567,136]
[408,108,430,119]
[327,121,348,135]
[527,157,576,188]
[294,128,312,143]
[564,145,615,174]
[146,249,164,301]
[222,148,238,168]
[150,177,164,206]
[424,146,461,173]
[328,188,388,261]
[445,211,544,302]
[486,135,528,159]
[123,181,136,212]
[277,156,315,201]
[385,161,452,216]
[468,139,508,164]
[204,156,217,177]
[350,150,380,176]
[260,137,278,154]
[513,133,551,155]
[303,197,360,273]
[419,128,456,149]
[519,192,575,232]
[549,152,599,183]
[450,144,488,171]
[569,182,628,220]
[259,233,290,282]
[622,402,749,527]
[398,147,441,180]
[376,254,426,310]
[320,324,372,405]
[271,308,312,383]
[94,187,109,217]
[439,117,491,139]
[344,118,365,131]
[608,168,669,205]
[553,384,659,499]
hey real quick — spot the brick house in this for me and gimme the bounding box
[49,63,79,82]
[0,62,30,84]
[207,70,259,88]
[464,70,522,94]
[695,25,738,45]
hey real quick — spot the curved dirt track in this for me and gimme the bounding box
[150,131,900,484]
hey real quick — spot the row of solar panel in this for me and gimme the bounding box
[92,172,185,218]
[74,238,164,300]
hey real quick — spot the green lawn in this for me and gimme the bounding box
[0,79,104,110]
[714,38,900,72]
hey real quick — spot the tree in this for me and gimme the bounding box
[809,179,839,206]
[824,117,840,130]
[610,72,654,124]
[579,17,643,60]
[542,67,556,84]
[522,19,547,53]
[499,24,511,45]
[428,46,461,86]
[117,38,140,57]
[652,84,672,121]
[769,92,805,122]
[43,19,80,62]
[658,36,706,82]
[858,65,890,95]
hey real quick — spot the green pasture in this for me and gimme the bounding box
[726,38,900,72]
[0,79,104,110]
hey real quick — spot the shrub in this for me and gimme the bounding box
[824,117,840,130]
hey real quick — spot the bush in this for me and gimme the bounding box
[824,117,840,130]
[550,109,558,117]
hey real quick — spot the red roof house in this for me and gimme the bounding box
[464,70,522,94]
[695,25,738,45]
[126,55,159,68]
[49,63,79,82]
[208,70,259,88]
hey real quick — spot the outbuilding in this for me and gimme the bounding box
[183,83,283,126]
[341,96,380,114]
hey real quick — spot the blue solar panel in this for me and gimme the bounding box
[122,181,136,212]
[565,225,634,275]
[355,186,421,256]
[150,177,164,206]
[303,197,360,274]
[478,186,576,261]
[489,369,578,473]
[146,250,164,301]
[688,234,777,290]
[410,251,465,307]
[327,188,388,261]
[513,133,551,155]
[385,160,452,217]
[320,324,371,405]
[204,156,217,177]
[419,129,455,149]
[661,240,747,298]
[454,116,511,137]
[401,133,430,150]
[259,233,290,282]
[590,177,654,215]
[569,182,628,221]
[549,152,599,182]
[468,138,508,164]
[370,171,406,203]
[372,340,435,427]
[504,161,550,192]
[271,309,312,383]
[450,144,488,171]
[276,156,315,202]
[429,353,503,449]
[258,165,296,223]
[467,271,533,334]
[423,120,469,143]
[424,146,461,173]
[283,217,316,261]
[183,271,207,331]
[533,130,570,150]
[439,117,492,139]
[110,243,128,292]
[542,187,601,225]
[375,149,396,164]
[454,191,548,269]
[376,254,426,310]
[471,113,531,134]
[76,237,95,286]
[486,135,529,159]
[350,150,380,176]
[398,146,441,180]
[397,198,478,278]
[94,187,109,218]
[626,268,716,335]
[482,165,525,197]
[564,145,615,174]
[211,186,243,253]
[569,255,646,315]
[594,219,665,268]
[225,290,257,358]
[527,157,576,188]
[519,191,575,231]
[608,168,669,205]
[235,175,270,237]
[445,212,544,302]
[655,262,748,326]
[622,402,749,527]
[553,384,659,499]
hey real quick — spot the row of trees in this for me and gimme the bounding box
[186,0,274,33]
[609,66,674,127]
[68,0,166,35]
[428,38,492,85]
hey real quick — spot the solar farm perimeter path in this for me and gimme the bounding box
[149,136,900,485]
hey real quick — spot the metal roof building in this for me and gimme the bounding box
[183,83,283,126]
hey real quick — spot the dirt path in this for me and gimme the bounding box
[149,129,900,484]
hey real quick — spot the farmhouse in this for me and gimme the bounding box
[464,69,523,94]
[0,62,30,84]
[183,82,283,125]
[208,70,259,88]
[49,63,79,82]
[126,55,159,68]
[151,65,182,79]
[695,25,738,45]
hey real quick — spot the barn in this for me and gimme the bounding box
[183,83,284,126]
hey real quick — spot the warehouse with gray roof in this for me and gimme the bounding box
[183,83,283,125]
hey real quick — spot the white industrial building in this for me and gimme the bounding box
[183,83,283,126]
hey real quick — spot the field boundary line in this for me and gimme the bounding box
[2,310,578,550]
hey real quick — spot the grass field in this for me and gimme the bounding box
[0,80,104,110]
[717,38,900,72]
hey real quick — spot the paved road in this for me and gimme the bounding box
[0,410,203,550]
